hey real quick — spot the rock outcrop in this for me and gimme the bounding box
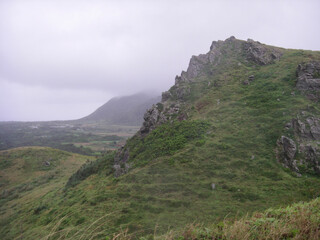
[277,113,320,176]
[113,101,184,176]
[113,148,130,177]
[140,104,167,135]
[296,61,320,101]
[277,136,299,173]
[292,116,320,140]
[170,37,283,100]
[243,39,283,65]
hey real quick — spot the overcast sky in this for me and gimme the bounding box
[1,0,320,121]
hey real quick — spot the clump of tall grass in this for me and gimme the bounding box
[159,198,320,240]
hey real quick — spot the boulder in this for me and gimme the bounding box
[243,39,282,65]
[280,136,297,160]
[296,61,320,101]
[278,114,320,176]
[292,117,320,140]
[277,136,299,173]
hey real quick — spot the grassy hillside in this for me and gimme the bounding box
[1,38,320,239]
[0,147,94,239]
[161,197,320,240]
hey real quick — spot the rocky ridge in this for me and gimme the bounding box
[113,36,284,177]
[113,37,320,178]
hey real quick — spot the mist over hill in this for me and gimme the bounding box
[80,93,161,126]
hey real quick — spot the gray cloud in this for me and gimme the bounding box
[1,0,320,121]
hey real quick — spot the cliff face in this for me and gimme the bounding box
[141,37,284,136]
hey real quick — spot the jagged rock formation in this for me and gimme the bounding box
[296,61,320,101]
[167,37,283,101]
[243,39,282,65]
[140,104,168,135]
[277,113,320,176]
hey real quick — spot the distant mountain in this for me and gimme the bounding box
[80,93,161,125]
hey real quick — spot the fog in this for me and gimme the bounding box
[1,0,320,121]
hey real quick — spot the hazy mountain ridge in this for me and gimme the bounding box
[80,93,161,126]
[0,93,158,154]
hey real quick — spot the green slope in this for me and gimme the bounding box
[161,197,320,240]
[0,147,94,239]
[1,37,320,239]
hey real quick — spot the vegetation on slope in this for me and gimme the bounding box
[0,147,94,238]
[1,39,320,239]
[160,197,320,239]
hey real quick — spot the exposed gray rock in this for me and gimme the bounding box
[173,37,233,84]
[186,54,210,80]
[211,183,216,190]
[279,136,297,160]
[175,86,191,100]
[113,148,130,177]
[306,117,320,140]
[242,75,255,85]
[248,75,255,81]
[175,75,183,85]
[292,116,320,140]
[242,80,250,85]
[140,104,167,135]
[113,101,187,177]
[277,136,299,173]
[43,161,50,166]
[299,144,320,175]
[161,91,171,102]
[296,61,320,101]
[243,39,282,65]
[278,113,320,176]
